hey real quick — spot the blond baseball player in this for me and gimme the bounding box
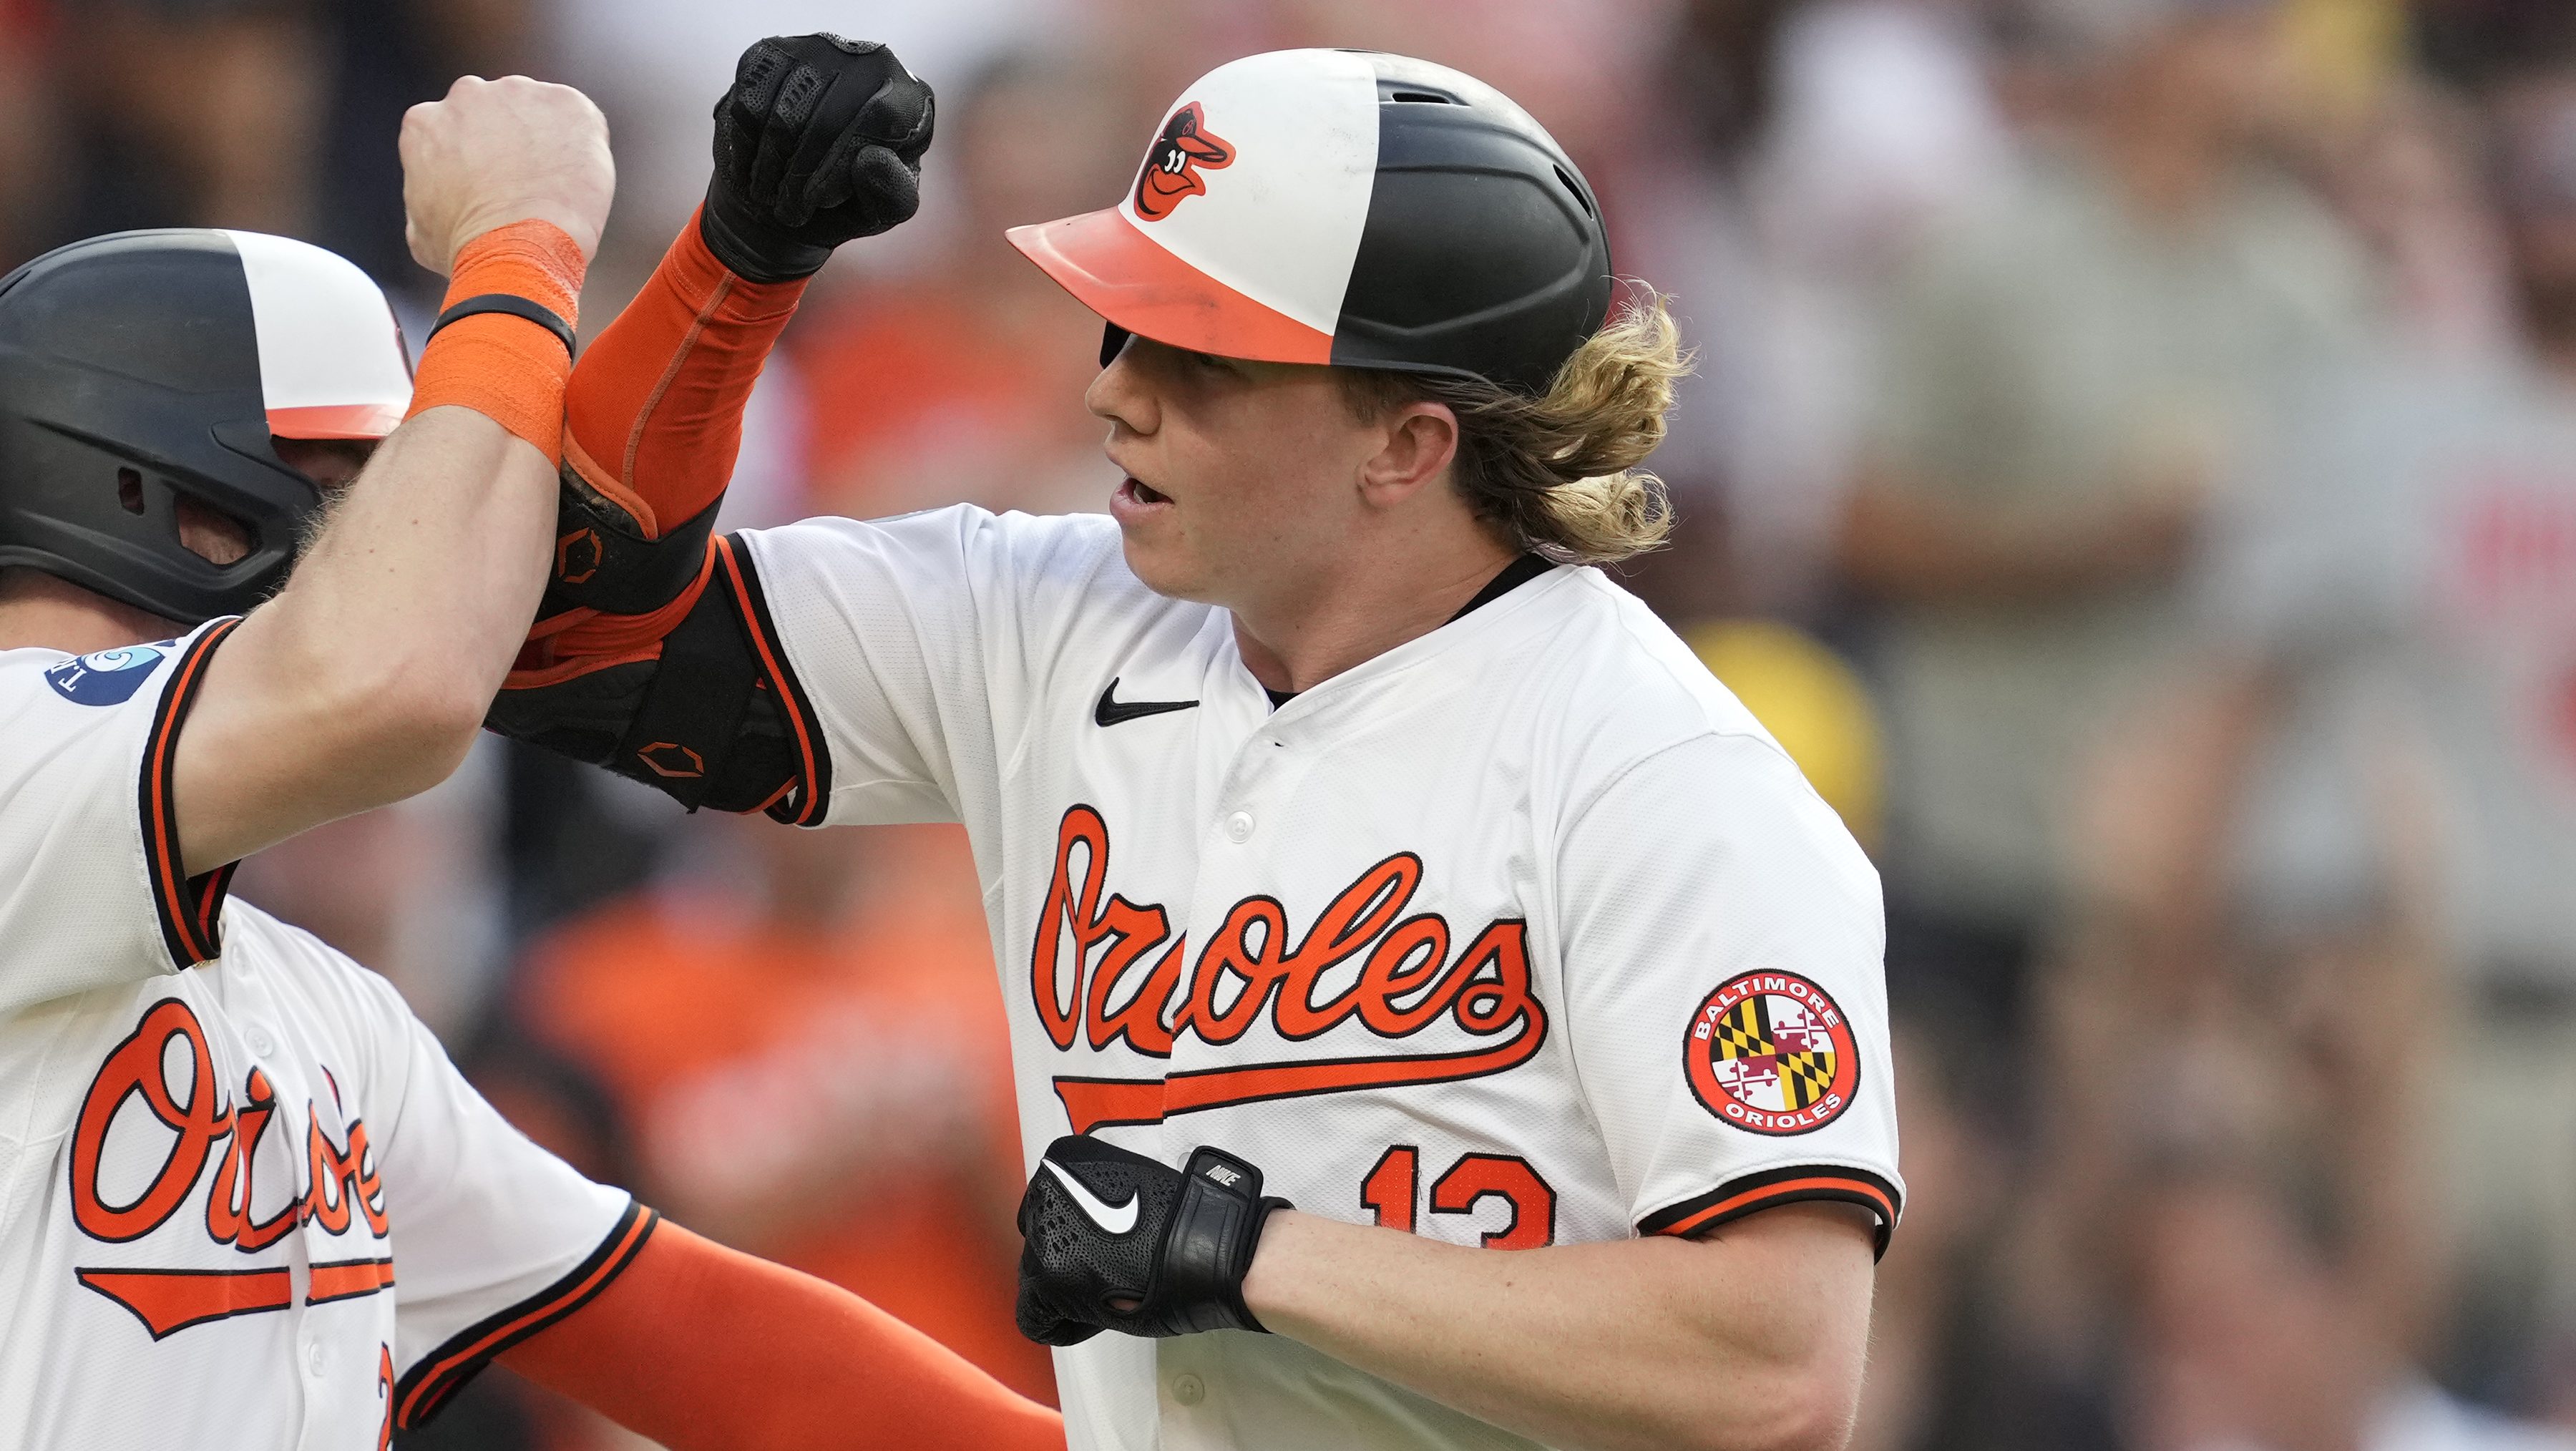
[0,71,1057,1451]
[505,39,1899,1451]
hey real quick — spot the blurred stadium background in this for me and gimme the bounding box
[14,0,2576,1445]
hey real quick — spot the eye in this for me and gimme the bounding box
[1187,350,1230,373]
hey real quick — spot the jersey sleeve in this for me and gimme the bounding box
[736,506,1128,828]
[1556,730,1903,1253]
[364,984,645,1430]
[0,619,243,1017]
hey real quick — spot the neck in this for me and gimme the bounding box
[1229,532,1519,695]
[0,570,177,655]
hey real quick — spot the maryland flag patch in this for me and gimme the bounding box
[1684,971,1861,1135]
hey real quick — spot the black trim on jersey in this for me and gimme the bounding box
[394,1201,659,1430]
[1636,1165,1901,1259]
[1448,552,1552,622]
[1262,554,1552,710]
[717,534,832,824]
[484,534,833,824]
[137,618,243,967]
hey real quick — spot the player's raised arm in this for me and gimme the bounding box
[170,77,614,874]
[487,35,947,822]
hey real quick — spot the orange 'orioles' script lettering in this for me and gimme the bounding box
[1032,805,1547,1132]
[69,997,394,1338]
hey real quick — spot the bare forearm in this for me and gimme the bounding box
[1240,1205,1874,1451]
[177,409,555,870]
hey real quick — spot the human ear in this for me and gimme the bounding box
[1356,401,1458,507]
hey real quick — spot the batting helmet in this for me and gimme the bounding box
[0,229,413,626]
[1008,49,1614,396]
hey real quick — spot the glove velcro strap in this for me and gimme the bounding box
[1153,1148,1286,1336]
[542,473,724,617]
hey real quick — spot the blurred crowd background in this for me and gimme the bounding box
[9,0,2576,1446]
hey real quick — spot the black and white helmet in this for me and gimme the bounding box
[1008,49,1614,396]
[0,229,413,625]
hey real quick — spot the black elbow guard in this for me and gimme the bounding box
[488,534,831,823]
[540,461,726,620]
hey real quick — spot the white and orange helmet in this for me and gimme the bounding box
[1008,49,1614,395]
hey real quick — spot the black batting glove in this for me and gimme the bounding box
[1015,1135,1291,1345]
[701,34,935,282]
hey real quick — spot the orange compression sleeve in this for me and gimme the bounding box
[561,204,810,540]
[498,1220,1065,1451]
[405,220,585,460]
[518,207,810,670]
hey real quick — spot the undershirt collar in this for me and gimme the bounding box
[1263,553,1551,709]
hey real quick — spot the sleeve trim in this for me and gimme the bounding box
[1637,1165,1901,1259]
[393,1201,659,1430]
[139,618,244,968]
[715,533,832,825]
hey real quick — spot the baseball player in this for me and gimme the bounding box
[505,39,1899,1451]
[0,74,1059,1450]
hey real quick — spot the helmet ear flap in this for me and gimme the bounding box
[1099,322,1132,368]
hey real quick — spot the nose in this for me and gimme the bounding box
[1085,338,1157,436]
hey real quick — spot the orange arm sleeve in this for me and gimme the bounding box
[532,210,809,668]
[562,205,806,539]
[500,1220,1065,1451]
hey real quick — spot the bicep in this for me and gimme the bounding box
[1559,733,1904,1253]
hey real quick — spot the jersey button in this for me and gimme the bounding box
[305,1341,326,1377]
[247,1027,275,1057]
[1171,1373,1206,1406]
[1223,811,1254,844]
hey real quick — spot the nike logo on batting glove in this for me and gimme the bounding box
[1043,1158,1141,1233]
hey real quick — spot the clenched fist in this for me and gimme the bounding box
[1015,1135,1289,1345]
[402,76,615,276]
[701,34,935,282]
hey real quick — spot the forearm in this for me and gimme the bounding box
[175,220,586,873]
[525,212,807,671]
[1240,1204,1874,1451]
[177,410,555,871]
[502,1221,1062,1451]
[562,207,806,534]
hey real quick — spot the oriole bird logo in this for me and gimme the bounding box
[1133,102,1234,220]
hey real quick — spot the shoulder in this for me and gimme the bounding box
[0,638,175,726]
[740,506,1178,620]
[1535,578,1870,874]
[1543,572,1797,766]
[218,904,420,1047]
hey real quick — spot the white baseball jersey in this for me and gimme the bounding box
[731,507,1904,1451]
[0,622,645,1450]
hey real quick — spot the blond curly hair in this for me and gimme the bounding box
[1339,293,1689,565]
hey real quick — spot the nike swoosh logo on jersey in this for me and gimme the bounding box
[1042,1159,1141,1233]
[1093,678,1199,728]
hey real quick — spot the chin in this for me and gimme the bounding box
[1114,530,1217,604]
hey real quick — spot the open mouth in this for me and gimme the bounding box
[1118,477,1171,507]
